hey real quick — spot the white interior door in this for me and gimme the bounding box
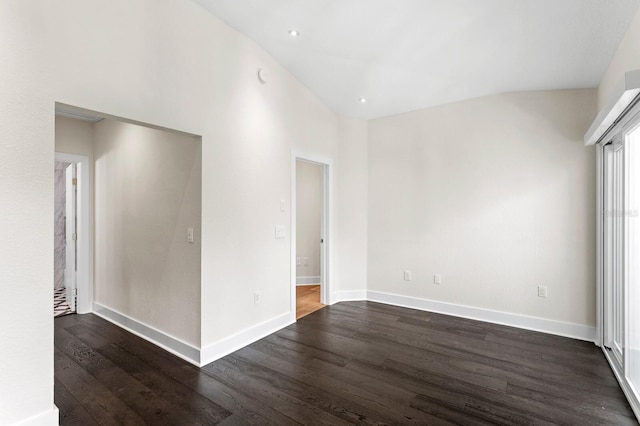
[64,163,77,311]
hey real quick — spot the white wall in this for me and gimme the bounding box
[368,90,597,327]
[94,119,202,347]
[296,160,322,279]
[335,118,369,296]
[0,1,369,423]
[598,7,640,109]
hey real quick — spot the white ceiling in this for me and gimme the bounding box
[193,0,640,120]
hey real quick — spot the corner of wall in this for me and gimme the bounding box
[200,312,294,366]
[335,116,369,294]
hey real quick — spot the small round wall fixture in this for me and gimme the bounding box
[258,68,269,84]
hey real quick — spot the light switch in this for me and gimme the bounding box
[187,228,194,243]
[275,225,286,239]
[280,199,285,212]
[296,257,301,265]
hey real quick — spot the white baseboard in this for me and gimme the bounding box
[200,312,294,366]
[296,276,321,285]
[13,406,59,425]
[366,291,596,342]
[330,290,367,304]
[91,288,596,374]
[93,302,201,366]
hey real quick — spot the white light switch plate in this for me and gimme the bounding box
[187,228,194,243]
[275,225,285,239]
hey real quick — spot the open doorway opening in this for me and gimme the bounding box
[54,101,202,354]
[54,160,76,316]
[292,155,331,319]
[53,152,90,317]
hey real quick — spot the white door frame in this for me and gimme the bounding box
[291,151,332,318]
[55,152,92,314]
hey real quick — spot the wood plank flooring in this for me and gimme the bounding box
[296,284,325,319]
[55,302,638,425]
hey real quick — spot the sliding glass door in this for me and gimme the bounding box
[602,115,640,414]
[626,124,640,400]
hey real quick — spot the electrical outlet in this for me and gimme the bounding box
[254,291,261,304]
[434,274,441,285]
[538,286,548,298]
[275,225,285,239]
[280,199,285,212]
[404,270,412,281]
[187,227,194,243]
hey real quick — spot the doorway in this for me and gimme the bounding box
[291,154,331,319]
[54,152,90,316]
[54,160,76,316]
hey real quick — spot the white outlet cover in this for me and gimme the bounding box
[275,225,285,239]
[538,286,548,298]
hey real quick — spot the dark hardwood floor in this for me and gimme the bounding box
[54,301,638,425]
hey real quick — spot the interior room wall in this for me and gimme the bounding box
[598,6,640,109]
[296,160,322,281]
[335,117,369,297]
[93,119,202,347]
[367,89,597,328]
[0,1,369,422]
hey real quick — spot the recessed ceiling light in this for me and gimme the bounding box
[359,97,367,103]
[289,30,300,37]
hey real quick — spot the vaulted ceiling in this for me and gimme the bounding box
[193,0,640,119]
